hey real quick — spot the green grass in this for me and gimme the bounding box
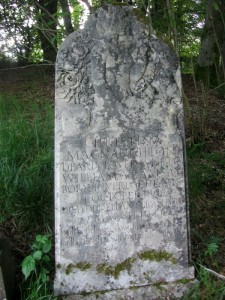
[186,142,225,298]
[0,94,54,230]
[183,266,225,300]
[187,143,224,202]
[20,280,57,300]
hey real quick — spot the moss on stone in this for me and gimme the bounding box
[56,263,61,269]
[115,257,135,277]
[79,289,113,297]
[152,281,167,291]
[129,285,138,290]
[138,250,176,264]
[75,261,92,271]
[96,250,177,279]
[79,291,92,296]
[155,31,175,52]
[96,263,111,275]
[65,263,76,275]
[94,289,109,296]
[96,257,136,279]
[175,278,193,284]
[132,9,150,26]
[65,261,92,274]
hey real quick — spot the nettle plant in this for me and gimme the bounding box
[22,234,52,283]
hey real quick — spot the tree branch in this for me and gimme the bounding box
[200,264,225,281]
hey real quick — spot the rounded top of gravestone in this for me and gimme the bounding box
[56,4,182,118]
[57,4,179,70]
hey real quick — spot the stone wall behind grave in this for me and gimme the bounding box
[54,5,194,297]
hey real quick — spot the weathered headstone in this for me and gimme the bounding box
[55,5,195,298]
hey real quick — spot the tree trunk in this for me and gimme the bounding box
[35,0,58,63]
[195,0,225,86]
[59,0,74,35]
[165,0,178,54]
[151,0,172,37]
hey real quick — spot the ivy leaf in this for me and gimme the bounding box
[21,255,35,280]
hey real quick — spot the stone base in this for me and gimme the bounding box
[62,280,197,300]
[55,260,195,295]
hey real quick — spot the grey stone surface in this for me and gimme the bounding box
[54,4,194,297]
[64,281,198,299]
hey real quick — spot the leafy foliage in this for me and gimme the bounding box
[0,0,85,64]
[21,235,52,281]
[70,0,85,30]
[0,0,212,69]
[21,235,56,299]
[0,0,38,64]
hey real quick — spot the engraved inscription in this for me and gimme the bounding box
[59,132,186,249]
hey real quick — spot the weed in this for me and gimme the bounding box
[20,234,56,300]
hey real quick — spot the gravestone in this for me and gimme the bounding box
[54,5,195,298]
